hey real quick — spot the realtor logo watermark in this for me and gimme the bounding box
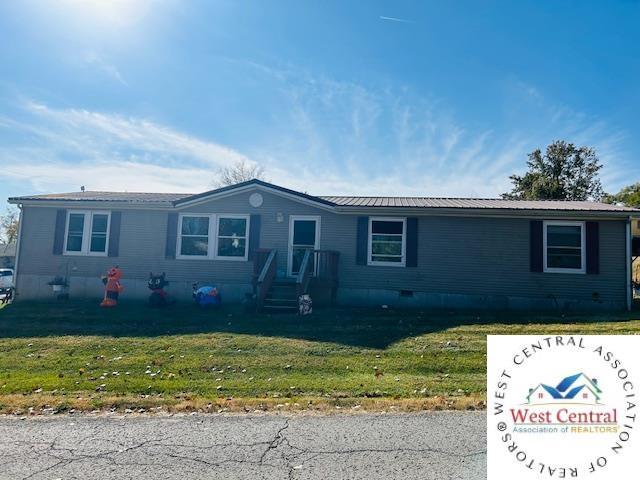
[488,336,638,478]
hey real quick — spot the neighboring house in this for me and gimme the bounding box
[0,242,16,268]
[7,179,640,310]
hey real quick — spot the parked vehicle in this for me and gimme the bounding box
[0,268,14,289]
[0,268,14,304]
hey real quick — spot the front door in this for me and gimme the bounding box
[288,216,320,277]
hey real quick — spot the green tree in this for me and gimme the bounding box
[502,140,604,201]
[603,182,640,208]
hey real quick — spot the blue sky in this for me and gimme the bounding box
[1,0,639,204]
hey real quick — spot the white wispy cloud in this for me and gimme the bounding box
[83,52,128,86]
[0,100,254,193]
[0,67,631,199]
[237,65,530,196]
[243,65,631,196]
[379,15,414,24]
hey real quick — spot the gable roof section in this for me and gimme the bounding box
[8,179,640,215]
[172,179,337,208]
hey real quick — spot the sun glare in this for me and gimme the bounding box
[56,0,152,28]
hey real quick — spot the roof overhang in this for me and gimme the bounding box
[8,199,175,210]
[8,178,640,218]
[332,205,639,219]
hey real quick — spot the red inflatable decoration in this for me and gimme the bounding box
[100,267,123,307]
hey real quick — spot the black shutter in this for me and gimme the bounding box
[356,216,368,265]
[248,214,261,260]
[406,217,418,267]
[530,220,543,272]
[108,211,122,257]
[586,221,599,274]
[52,209,67,255]
[165,213,178,259]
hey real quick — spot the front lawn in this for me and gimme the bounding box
[0,301,638,414]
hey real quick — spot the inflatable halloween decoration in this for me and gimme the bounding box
[148,272,172,307]
[298,294,313,315]
[192,282,222,307]
[100,267,123,307]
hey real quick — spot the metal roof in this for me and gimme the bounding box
[8,180,639,213]
[320,196,639,212]
[8,191,192,205]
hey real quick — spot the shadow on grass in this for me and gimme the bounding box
[0,300,637,348]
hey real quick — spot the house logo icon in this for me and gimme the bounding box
[526,372,602,405]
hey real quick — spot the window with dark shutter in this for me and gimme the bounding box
[530,220,543,272]
[585,221,599,274]
[356,217,368,265]
[405,217,418,268]
[165,213,179,259]
[248,214,261,260]
[58,209,111,256]
[108,211,122,257]
[52,209,67,255]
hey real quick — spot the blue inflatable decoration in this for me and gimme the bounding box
[192,282,222,307]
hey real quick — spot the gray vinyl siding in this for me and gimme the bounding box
[342,216,626,303]
[17,187,628,307]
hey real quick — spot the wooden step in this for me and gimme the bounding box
[272,279,296,286]
[262,304,298,313]
[264,295,297,303]
[269,285,297,294]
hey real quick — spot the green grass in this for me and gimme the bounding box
[0,301,638,413]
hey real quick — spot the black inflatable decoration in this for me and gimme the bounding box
[148,272,172,307]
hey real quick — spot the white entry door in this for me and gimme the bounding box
[288,216,320,277]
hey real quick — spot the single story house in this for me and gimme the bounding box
[8,179,640,311]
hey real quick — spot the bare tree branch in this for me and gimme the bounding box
[212,160,267,188]
[0,207,19,244]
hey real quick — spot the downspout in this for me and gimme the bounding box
[12,204,24,300]
[626,216,632,311]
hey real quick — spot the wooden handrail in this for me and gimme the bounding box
[253,248,340,309]
[296,248,313,297]
[313,250,339,282]
[255,249,277,311]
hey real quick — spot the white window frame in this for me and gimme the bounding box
[176,214,214,260]
[176,213,250,261]
[367,216,406,267]
[214,214,250,261]
[543,220,586,274]
[63,210,111,257]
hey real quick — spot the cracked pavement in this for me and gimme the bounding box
[0,412,486,479]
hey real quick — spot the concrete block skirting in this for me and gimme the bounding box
[335,287,625,311]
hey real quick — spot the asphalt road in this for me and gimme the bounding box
[0,412,486,480]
